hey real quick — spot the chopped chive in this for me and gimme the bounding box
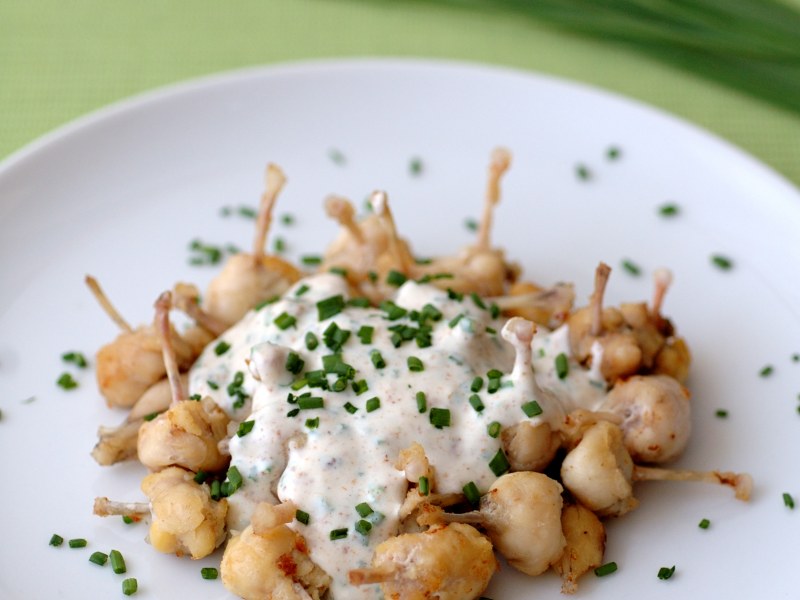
[348,297,371,308]
[371,350,386,369]
[285,351,305,375]
[357,325,374,344]
[594,562,618,577]
[305,370,327,388]
[470,377,484,393]
[355,519,373,535]
[367,270,378,283]
[254,296,279,310]
[189,393,201,401]
[715,409,728,418]
[227,466,243,494]
[487,421,501,438]
[301,255,322,266]
[464,218,478,232]
[448,313,464,328]
[322,355,355,378]
[210,480,222,500]
[317,295,346,321]
[237,420,255,437]
[419,476,430,496]
[386,270,408,287]
[343,402,358,414]
[295,284,310,297]
[143,411,160,421]
[194,470,208,484]
[463,481,480,506]
[488,449,511,476]
[416,391,427,413]
[109,549,126,574]
[298,397,324,410]
[555,353,569,379]
[305,417,320,429]
[522,400,543,418]
[329,266,348,277]
[657,566,676,580]
[380,300,408,321]
[409,157,423,175]
[365,397,381,413]
[201,567,219,580]
[328,148,346,165]
[485,326,496,334]
[486,369,503,379]
[237,205,257,219]
[274,312,297,330]
[206,380,219,390]
[429,407,451,428]
[487,377,501,394]
[469,394,485,412]
[330,528,348,540]
[759,365,774,377]
[791,353,799,362]
[606,146,621,160]
[89,551,108,566]
[621,259,641,276]
[305,332,319,351]
[49,534,64,547]
[711,254,733,270]
[447,288,464,302]
[56,372,78,390]
[280,213,294,226]
[698,518,711,529]
[576,164,591,181]
[407,356,424,372]
[122,578,138,596]
[352,379,368,395]
[273,237,286,253]
[332,377,347,392]
[68,538,87,549]
[296,509,310,525]
[61,351,88,368]
[355,502,374,518]
[415,257,432,265]
[470,292,487,310]
[122,515,135,524]
[659,203,680,217]
[784,493,795,509]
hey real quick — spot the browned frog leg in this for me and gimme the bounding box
[85,275,133,332]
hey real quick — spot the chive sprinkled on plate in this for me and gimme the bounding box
[488,449,511,476]
[328,148,346,165]
[68,538,87,549]
[487,421,501,438]
[301,255,322,266]
[57,372,78,390]
[237,420,255,437]
[201,567,219,580]
[109,550,126,573]
[429,407,451,428]
[61,351,88,368]
[783,493,795,509]
[416,391,427,413]
[469,394,485,412]
[329,528,348,540]
[659,203,680,217]
[409,157,423,176]
[317,295,345,321]
[274,312,297,330]
[464,218,478,232]
[555,353,569,379]
[711,254,733,270]
[715,409,728,418]
[49,534,64,547]
[463,481,480,506]
[407,356,424,372]
[89,551,108,566]
[122,578,137,596]
[365,397,381,413]
[522,400,543,418]
[576,164,591,181]
[657,565,676,580]
[296,509,310,525]
[594,562,618,577]
[621,259,641,276]
[214,341,231,356]
[606,146,622,160]
[699,518,711,529]
[759,365,774,377]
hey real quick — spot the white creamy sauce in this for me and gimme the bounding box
[189,274,608,598]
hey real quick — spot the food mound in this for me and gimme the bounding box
[89,150,751,599]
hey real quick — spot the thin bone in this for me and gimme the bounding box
[370,190,410,273]
[650,268,673,321]
[349,565,397,585]
[85,275,133,333]
[91,421,141,466]
[172,283,228,337]
[476,147,512,249]
[427,510,486,526]
[154,291,185,405]
[633,466,752,501]
[325,195,365,244]
[93,496,149,518]
[252,163,287,260]
[590,263,612,337]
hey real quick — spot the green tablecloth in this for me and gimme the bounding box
[2,0,799,186]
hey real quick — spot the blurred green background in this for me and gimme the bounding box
[1,0,798,185]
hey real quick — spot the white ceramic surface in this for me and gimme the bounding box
[1,59,799,599]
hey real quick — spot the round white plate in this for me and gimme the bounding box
[1,59,799,599]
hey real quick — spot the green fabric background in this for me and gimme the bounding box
[1,0,798,185]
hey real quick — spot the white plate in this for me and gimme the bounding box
[1,59,799,599]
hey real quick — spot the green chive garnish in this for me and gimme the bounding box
[49,534,64,547]
[594,562,618,577]
[227,466,243,494]
[469,394,485,412]
[407,356,424,372]
[365,397,381,413]
[386,270,408,287]
[621,259,641,276]
[784,493,795,509]
[352,379,368,395]
[555,353,569,379]
[380,300,408,320]
[657,566,676,580]
[355,519,373,535]
[329,266,348,277]
[122,578,138,596]
[237,420,255,437]
[273,237,286,253]
[344,402,358,414]
[416,391,427,413]
[274,312,297,330]
[295,284,310,297]
[201,567,219,580]
[89,551,108,566]
[305,417,320,429]
[522,400,543,418]
[463,481,480,506]
[305,332,319,351]
[280,213,294,226]
[56,372,78,390]
[301,255,322,266]
[488,449,511,476]
[409,157,423,175]
[448,313,464,328]
[659,203,680,217]
[607,146,621,160]
[470,377,484,393]
[419,476,430,496]
[122,515,135,524]
[296,510,310,525]
[61,351,88,368]
[715,409,728,418]
[348,297,371,308]
[760,365,774,377]
[711,254,733,270]
[576,164,591,181]
[68,538,87,549]
[430,407,451,428]
[317,295,346,321]
[109,549,126,574]
[357,325,374,344]
[371,350,386,369]
[355,502,374,518]
[330,528,348,540]
[285,351,305,375]
[698,518,710,529]
[464,218,478,232]
[298,397,324,410]
[214,341,231,356]
[487,421,501,438]
[328,148,346,165]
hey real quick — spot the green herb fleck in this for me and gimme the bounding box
[409,157,423,176]
[657,566,676,580]
[522,400,543,418]
[61,351,88,368]
[621,259,641,276]
[89,551,108,566]
[296,510,310,525]
[237,420,255,437]
[430,407,451,428]
[759,365,774,377]
[594,562,618,577]
[49,534,64,547]
[122,578,137,596]
[698,518,710,529]
[56,372,78,390]
[659,203,680,217]
[487,421,501,438]
[784,493,795,509]
[201,567,219,580]
[416,391,427,413]
[711,254,733,270]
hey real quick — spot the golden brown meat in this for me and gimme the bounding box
[554,503,606,594]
